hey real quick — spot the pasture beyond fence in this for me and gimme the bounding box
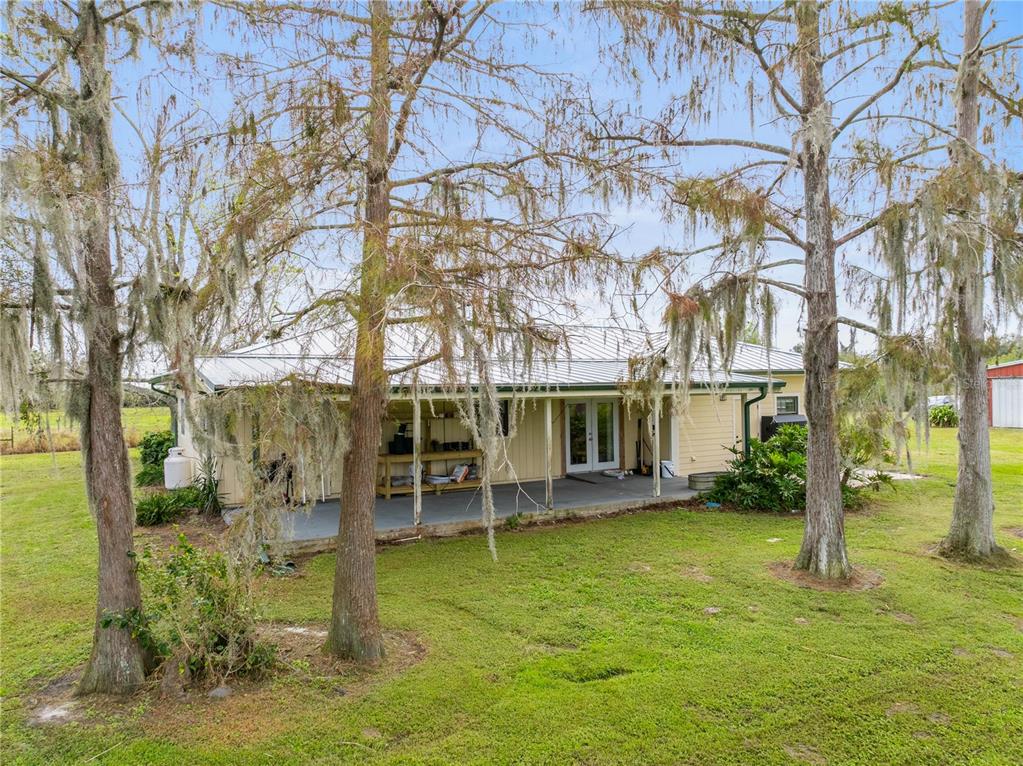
[0,407,171,455]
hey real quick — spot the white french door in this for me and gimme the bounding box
[565,398,619,473]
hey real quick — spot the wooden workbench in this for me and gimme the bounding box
[376,449,482,499]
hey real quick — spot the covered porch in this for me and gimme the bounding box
[274,472,696,552]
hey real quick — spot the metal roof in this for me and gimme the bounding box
[171,325,801,392]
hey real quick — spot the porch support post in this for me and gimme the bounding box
[652,396,661,498]
[412,382,422,527]
[669,406,679,477]
[544,397,554,511]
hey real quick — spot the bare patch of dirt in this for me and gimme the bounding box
[783,743,826,765]
[23,624,425,749]
[22,670,157,731]
[24,672,83,727]
[952,647,971,658]
[1003,527,1023,540]
[140,625,425,748]
[986,646,1015,660]
[924,542,1021,569]
[627,561,652,573]
[258,622,426,681]
[134,510,227,551]
[768,562,884,592]
[681,565,713,583]
[891,612,917,625]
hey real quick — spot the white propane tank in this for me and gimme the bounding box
[164,447,192,489]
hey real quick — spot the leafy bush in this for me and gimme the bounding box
[135,485,206,526]
[139,430,175,467]
[929,404,959,428]
[135,462,164,487]
[102,535,275,686]
[706,434,807,513]
[137,429,175,486]
[136,492,188,526]
[764,423,808,456]
[707,425,874,512]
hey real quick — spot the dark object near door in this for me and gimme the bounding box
[760,414,808,441]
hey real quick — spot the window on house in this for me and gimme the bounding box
[776,395,799,415]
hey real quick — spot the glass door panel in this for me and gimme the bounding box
[564,399,619,473]
[593,400,618,470]
[567,402,590,471]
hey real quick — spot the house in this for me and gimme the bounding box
[988,360,1023,428]
[153,326,806,510]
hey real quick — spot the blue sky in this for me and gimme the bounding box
[10,1,1022,354]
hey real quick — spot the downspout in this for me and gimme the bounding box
[743,385,769,457]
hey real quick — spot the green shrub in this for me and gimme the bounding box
[101,535,275,685]
[135,485,208,526]
[136,492,187,526]
[135,462,164,487]
[137,430,175,487]
[929,404,959,428]
[707,425,870,512]
[706,436,807,513]
[139,430,175,467]
[764,423,808,456]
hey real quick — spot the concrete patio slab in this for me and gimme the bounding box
[262,473,696,553]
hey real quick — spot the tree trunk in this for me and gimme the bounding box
[76,1,148,695]
[939,0,1001,561]
[326,0,389,662]
[792,0,850,580]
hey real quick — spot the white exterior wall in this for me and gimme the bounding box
[992,378,1023,428]
[172,393,197,486]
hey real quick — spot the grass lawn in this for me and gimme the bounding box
[0,407,170,453]
[1,428,1021,765]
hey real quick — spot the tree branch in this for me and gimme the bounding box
[0,66,66,105]
[386,352,444,377]
[833,40,925,138]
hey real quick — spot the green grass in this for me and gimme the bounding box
[0,407,170,453]
[1,429,1021,765]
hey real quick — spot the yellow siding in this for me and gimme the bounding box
[750,374,806,437]
[216,410,253,507]
[493,399,561,482]
[201,386,775,507]
[674,394,743,476]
